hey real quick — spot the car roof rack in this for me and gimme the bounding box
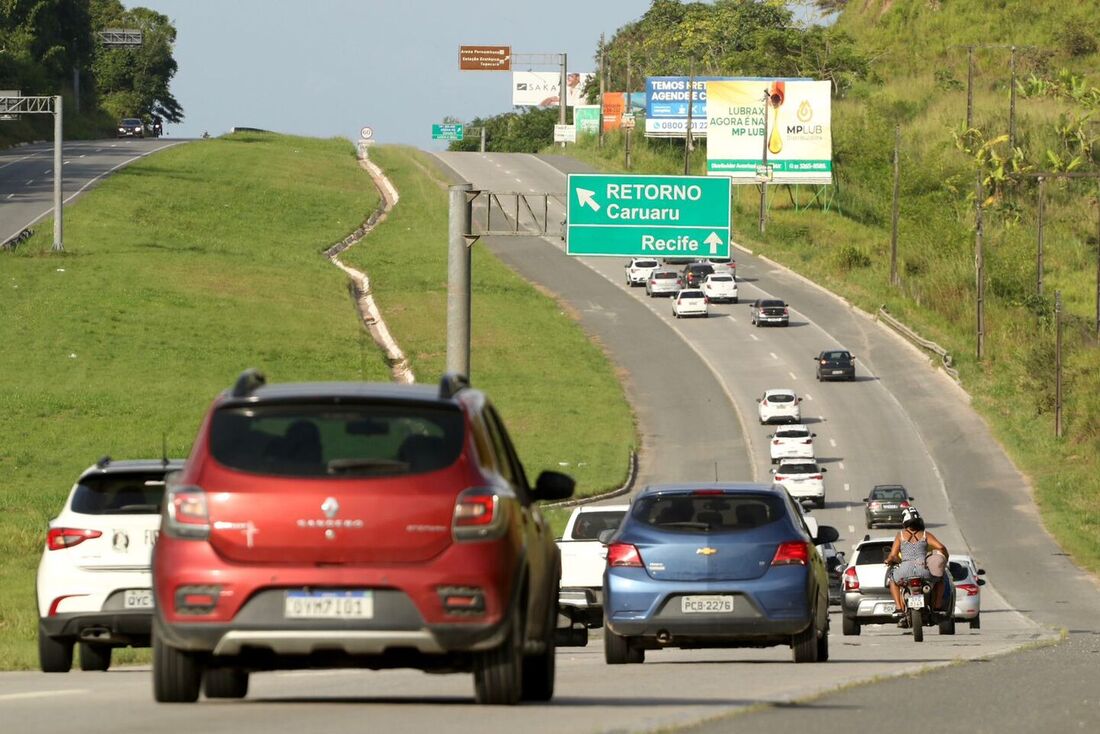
[439,373,470,400]
[231,368,266,398]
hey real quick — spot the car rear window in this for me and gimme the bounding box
[824,352,851,361]
[709,275,734,282]
[761,300,785,307]
[778,463,817,474]
[655,272,678,279]
[871,487,907,500]
[632,493,786,533]
[123,118,141,125]
[71,473,169,515]
[854,543,892,565]
[570,511,626,540]
[679,290,704,298]
[766,393,794,403]
[210,403,465,477]
[634,260,658,268]
[775,427,809,438]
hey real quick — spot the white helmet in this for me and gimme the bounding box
[901,507,922,528]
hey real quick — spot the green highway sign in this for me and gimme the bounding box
[566,174,731,258]
[432,123,464,141]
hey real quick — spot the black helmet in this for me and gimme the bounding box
[901,507,924,529]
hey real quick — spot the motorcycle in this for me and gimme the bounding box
[898,572,955,642]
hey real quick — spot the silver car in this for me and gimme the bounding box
[645,268,682,297]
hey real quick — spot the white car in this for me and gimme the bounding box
[672,289,708,318]
[624,257,660,286]
[557,504,630,631]
[950,554,985,629]
[706,256,736,274]
[36,458,183,672]
[773,458,827,508]
[757,389,802,424]
[701,273,738,303]
[769,424,816,463]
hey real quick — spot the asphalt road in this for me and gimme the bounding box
[2,149,1095,733]
[0,138,182,245]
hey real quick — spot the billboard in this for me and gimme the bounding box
[601,92,644,132]
[512,71,594,108]
[706,80,832,185]
[645,76,727,137]
[573,105,600,135]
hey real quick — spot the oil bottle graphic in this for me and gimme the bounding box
[767,80,785,155]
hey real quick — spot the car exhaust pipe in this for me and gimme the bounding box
[656,630,672,645]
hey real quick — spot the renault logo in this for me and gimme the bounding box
[321,497,339,518]
[696,547,718,556]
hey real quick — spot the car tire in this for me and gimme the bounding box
[203,667,249,699]
[911,608,924,642]
[970,613,981,630]
[842,615,860,636]
[38,623,73,673]
[153,629,204,703]
[604,622,644,665]
[816,625,829,662]
[939,614,956,636]
[521,581,559,702]
[732,298,738,304]
[816,498,825,509]
[78,642,111,672]
[474,606,523,705]
[792,615,819,663]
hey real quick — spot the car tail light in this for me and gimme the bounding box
[438,586,486,615]
[692,489,724,496]
[46,527,102,550]
[783,308,789,315]
[775,474,786,481]
[165,485,210,540]
[607,542,643,567]
[47,594,89,616]
[772,439,781,445]
[810,474,823,480]
[869,501,882,510]
[771,541,809,566]
[900,501,910,508]
[761,399,769,406]
[453,487,508,541]
[704,297,710,303]
[957,583,980,597]
[843,566,859,591]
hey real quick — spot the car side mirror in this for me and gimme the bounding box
[597,528,616,545]
[797,398,802,403]
[811,433,817,437]
[820,467,827,473]
[977,578,987,586]
[977,568,986,576]
[815,525,840,545]
[909,496,915,501]
[534,470,575,501]
[756,398,762,403]
[769,468,777,474]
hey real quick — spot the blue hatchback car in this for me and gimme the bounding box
[602,483,838,664]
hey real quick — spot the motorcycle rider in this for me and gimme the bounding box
[885,508,949,619]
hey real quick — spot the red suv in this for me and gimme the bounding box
[152,370,573,705]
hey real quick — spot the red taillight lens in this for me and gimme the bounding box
[453,488,508,541]
[957,583,980,596]
[761,399,769,406]
[607,542,643,567]
[454,495,495,526]
[783,308,789,315]
[775,475,786,481]
[900,501,910,508]
[907,578,924,589]
[843,566,859,591]
[772,541,809,566]
[692,489,724,496]
[165,485,210,540]
[46,528,102,551]
[810,474,823,480]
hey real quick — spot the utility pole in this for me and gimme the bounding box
[598,35,606,150]
[1055,290,1063,438]
[684,59,694,175]
[447,183,474,378]
[625,48,632,170]
[890,124,901,286]
[1037,175,1045,297]
[53,95,63,253]
[1009,46,1018,151]
[479,126,486,153]
[966,45,975,130]
[559,52,568,149]
[976,170,985,361]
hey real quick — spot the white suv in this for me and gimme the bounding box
[624,258,660,286]
[36,457,183,672]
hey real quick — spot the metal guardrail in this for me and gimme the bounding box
[1,228,33,251]
[544,451,638,509]
[877,306,960,382]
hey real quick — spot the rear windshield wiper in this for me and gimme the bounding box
[326,458,410,475]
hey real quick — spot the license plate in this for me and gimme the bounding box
[124,589,154,609]
[284,590,374,619]
[907,595,925,609]
[832,370,845,375]
[875,602,896,614]
[680,595,734,614]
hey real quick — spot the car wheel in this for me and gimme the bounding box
[841,615,860,636]
[38,623,73,673]
[816,624,829,662]
[970,613,981,630]
[732,298,738,304]
[911,608,924,642]
[474,605,523,705]
[816,498,825,509]
[153,628,204,703]
[521,580,559,701]
[604,621,644,665]
[203,667,249,699]
[78,642,111,672]
[792,614,819,663]
[939,614,956,636]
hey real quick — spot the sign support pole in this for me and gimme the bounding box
[759,91,769,236]
[598,36,606,150]
[625,50,632,170]
[683,60,694,175]
[53,95,63,253]
[559,52,567,149]
[890,124,901,286]
[447,184,474,378]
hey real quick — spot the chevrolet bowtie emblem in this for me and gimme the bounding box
[696,547,718,556]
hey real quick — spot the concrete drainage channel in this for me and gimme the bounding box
[325,152,415,384]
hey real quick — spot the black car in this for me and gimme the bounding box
[864,484,914,528]
[815,349,856,381]
[750,299,789,327]
[680,262,714,289]
[117,118,145,138]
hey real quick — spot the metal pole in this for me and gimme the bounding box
[598,35,606,150]
[1055,290,1063,438]
[1096,184,1100,340]
[966,46,974,130]
[559,52,567,149]
[684,60,694,175]
[447,183,473,378]
[52,95,64,253]
[480,126,486,153]
[625,49,632,170]
[976,170,985,361]
[890,123,901,286]
[759,90,769,236]
[1009,46,1017,151]
[1037,175,1045,297]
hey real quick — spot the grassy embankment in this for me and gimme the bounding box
[554,28,1100,576]
[0,134,633,669]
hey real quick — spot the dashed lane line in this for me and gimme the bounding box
[0,689,88,702]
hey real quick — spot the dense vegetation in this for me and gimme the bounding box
[0,0,181,145]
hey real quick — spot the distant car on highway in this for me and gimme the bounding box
[815,349,856,381]
[36,457,184,673]
[680,262,714,289]
[151,370,574,705]
[645,268,682,297]
[950,554,985,629]
[769,424,816,463]
[757,389,802,425]
[750,298,789,327]
[706,256,736,274]
[117,118,145,138]
[557,504,629,632]
[602,483,838,664]
[624,258,660,287]
[863,484,914,528]
[772,458,827,508]
[701,273,738,303]
[672,289,708,318]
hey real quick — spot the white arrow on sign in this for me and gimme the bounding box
[576,188,600,212]
[705,232,724,255]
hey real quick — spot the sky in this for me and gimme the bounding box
[131,0,655,148]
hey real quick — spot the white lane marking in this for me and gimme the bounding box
[844,483,850,492]
[95,148,103,152]
[0,151,43,170]
[5,194,13,199]
[43,169,51,175]
[749,333,759,341]
[838,462,845,470]
[848,524,855,533]
[0,689,88,701]
[805,393,814,400]
[829,438,837,448]
[769,352,778,360]
[789,371,797,380]
[514,177,523,184]
[25,179,34,185]
[79,154,87,158]
[846,505,851,512]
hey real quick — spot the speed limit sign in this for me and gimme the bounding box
[360,126,374,140]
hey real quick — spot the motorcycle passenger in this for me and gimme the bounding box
[885,508,949,617]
